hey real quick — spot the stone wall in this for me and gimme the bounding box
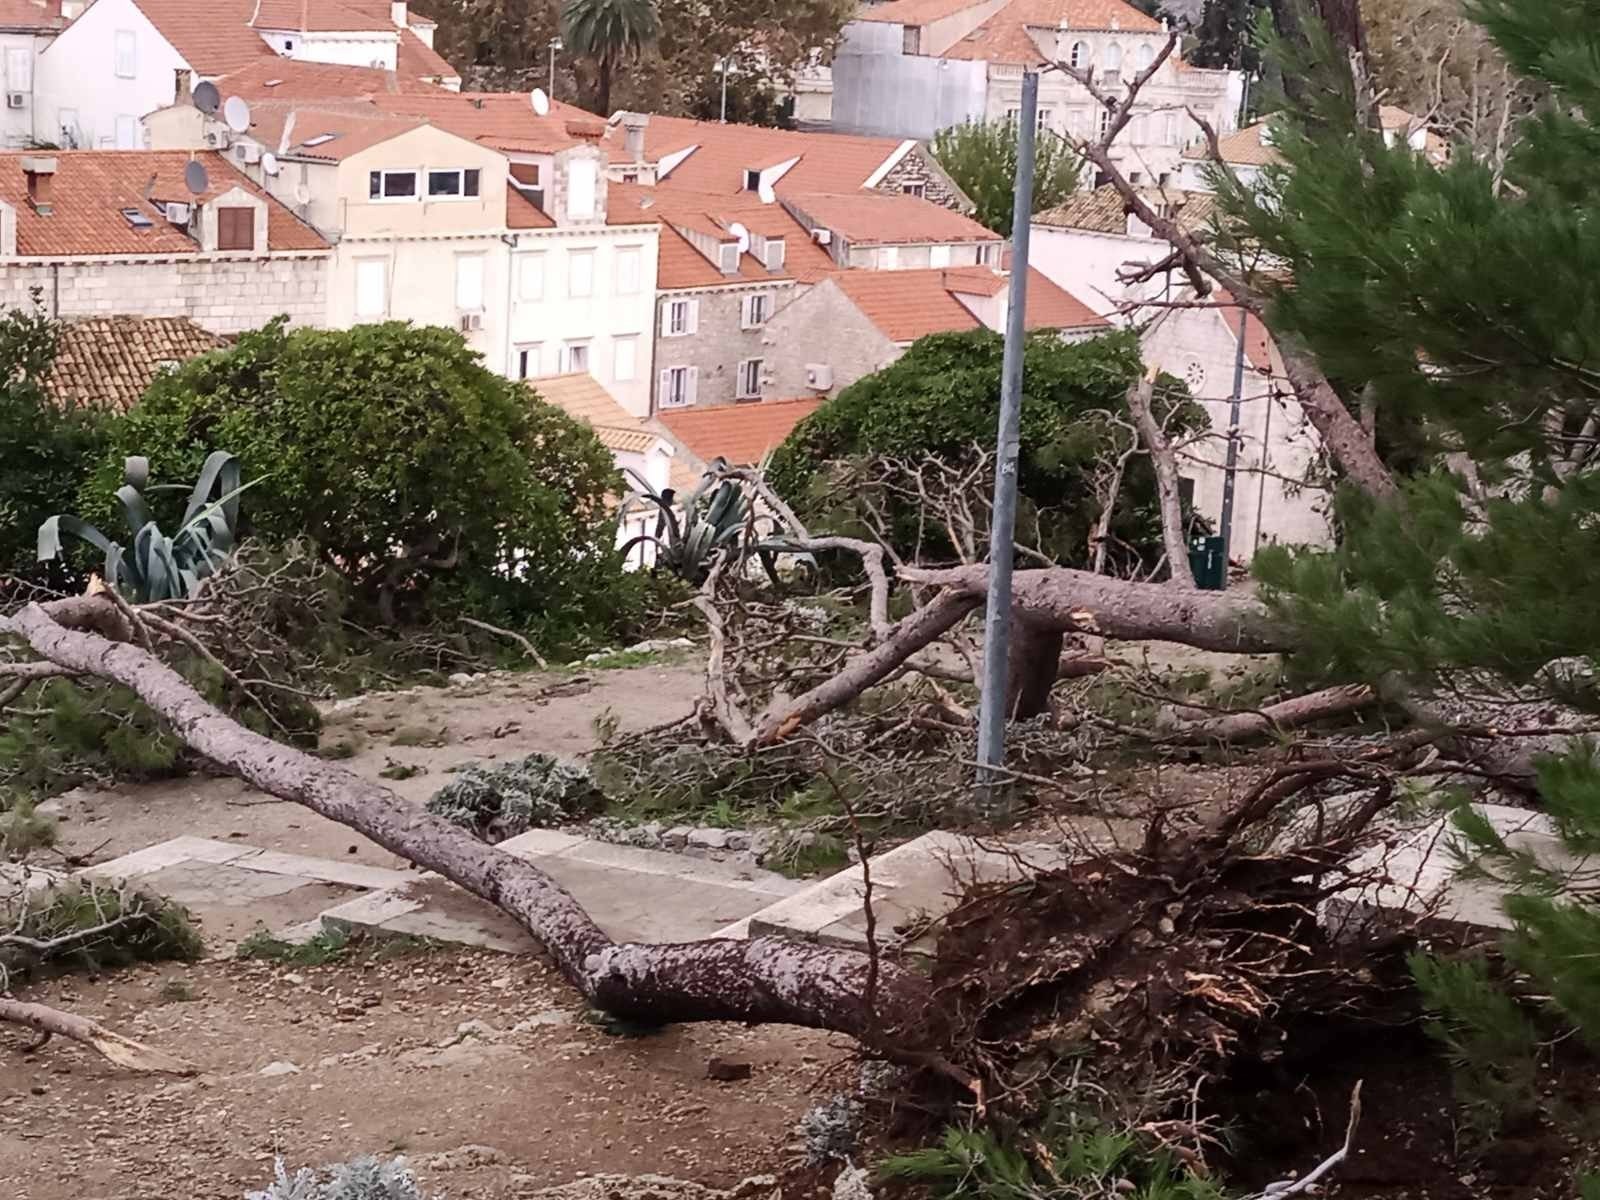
[653,281,795,410]
[758,278,901,401]
[0,254,329,334]
[875,145,973,213]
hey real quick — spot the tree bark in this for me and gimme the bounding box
[0,998,195,1074]
[1159,683,1377,742]
[3,601,936,1044]
[1007,620,1065,720]
[1125,372,1196,588]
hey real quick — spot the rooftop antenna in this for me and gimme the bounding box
[184,158,210,195]
[757,178,775,204]
[728,220,751,254]
[192,80,221,115]
[142,172,159,201]
[530,86,550,116]
[279,111,296,155]
[223,95,252,133]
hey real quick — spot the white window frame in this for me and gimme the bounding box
[568,249,595,298]
[880,245,900,270]
[662,297,699,337]
[1069,40,1089,69]
[616,245,642,294]
[900,182,925,198]
[114,114,137,149]
[355,258,388,319]
[736,358,763,400]
[6,46,32,92]
[454,253,486,312]
[1164,112,1179,145]
[426,168,482,200]
[929,244,952,269]
[1135,43,1155,73]
[1102,43,1123,85]
[517,252,545,301]
[514,343,542,379]
[718,242,739,273]
[566,158,597,220]
[764,238,787,270]
[114,29,136,79]
[613,335,637,382]
[368,169,419,202]
[741,292,771,329]
[561,340,591,374]
[1036,107,1052,134]
[659,364,698,409]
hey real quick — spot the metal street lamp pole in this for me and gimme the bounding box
[718,57,730,123]
[548,37,563,100]
[1219,309,1248,571]
[975,68,1039,801]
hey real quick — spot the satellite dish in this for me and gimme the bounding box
[261,151,280,176]
[293,182,312,206]
[757,179,775,204]
[184,159,210,195]
[530,87,550,116]
[728,221,751,254]
[223,95,251,133]
[193,80,221,115]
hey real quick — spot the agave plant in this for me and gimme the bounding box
[619,460,760,584]
[37,451,251,603]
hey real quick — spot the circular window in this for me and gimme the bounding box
[1182,356,1207,392]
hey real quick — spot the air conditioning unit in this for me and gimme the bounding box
[5,92,25,110]
[204,130,220,146]
[458,312,483,333]
[235,142,262,164]
[163,201,191,225]
[804,363,833,391]
[811,227,832,245]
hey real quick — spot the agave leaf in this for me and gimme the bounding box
[181,451,242,530]
[123,456,150,491]
[37,514,114,564]
[114,483,152,541]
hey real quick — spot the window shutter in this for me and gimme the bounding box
[660,304,673,336]
[739,295,751,329]
[658,368,671,405]
[687,300,700,335]
[687,366,699,404]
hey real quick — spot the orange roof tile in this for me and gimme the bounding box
[855,0,986,23]
[250,0,378,31]
[533,372,659,454]
[941,0,1161,65]
[47,316,228,411]
[398,26,459,81]
[250,103,429,160]
[0,0,61,31]
[372,93,618,156]
[1183,120,1279,166]
[783,190,998,245]
[215,57,444,101]
[506,183,553,228]
[835,265,1105,342]
[1212,289,1274,373]
[0,151,328,256]
[645,115,906,196]
[129,0,274,75]
[656,398,824,466]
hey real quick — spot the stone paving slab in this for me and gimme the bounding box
[498,830,802,897]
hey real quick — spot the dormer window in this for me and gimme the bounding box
[764,238,785,271]
[718,242,740,273]
[743,169,761,191]
[217,206,255,251]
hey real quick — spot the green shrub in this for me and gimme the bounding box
[89,320,633,638]
[426,752,604,842]
[0,879,202,988]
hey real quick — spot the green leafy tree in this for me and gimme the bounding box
[560,0,660,115]
[930,120,1080,237]
[769,330,1197,570]
[90,320,629,639]
[1188,0,1265,72]
[0,296,108,589]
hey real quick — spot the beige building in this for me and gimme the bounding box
[0,149,328,331]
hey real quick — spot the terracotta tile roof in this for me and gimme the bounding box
[1212,289,1274,373]
[533,372,659,454]
[0,151,328,256]
[941,0,1161,65]
[373,93,618,156]
[0,0,62,31]
[1033,183,1216,234]
[656,398,824,467]
[1182,120,1279,166]
[855,0,987,24]
[250,0,378,31]
[398,26,459,82]
[506,183,554,228]
[129,0,274,75]
[644,115,906,196]
[46,316,227,412]
[249,103,429,160]
[783,190,999,245]
[835,265,1106,342]
[214,57,444,101]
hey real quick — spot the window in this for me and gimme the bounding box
[659,365,697,408]
[6,46,31,91]
[741,292,770,328]
[216,206,254,251]
[613,335,637,382]
[515,344,541,379]
[880,245,900,269]
[561,341,590,374]
[1182,356,1206,393]
[763,238,786,270]
[455,254,485,311]
[427,168,481,198]
[566,158,597,219]
[114,113,137,149]
[1102,43,1123,85]
[355,259,387,318]
[114,29,136,78]
[1005,108,1022,128]
[1036,107,1052,134]
[743,169,762,191]
[1069,40,1089,69]
[517,253,545,300]
[902,25,921,54]
[568,249,594,297]
[662,298,698,336]
[1098,105,1113,139]
[930,244,952,269]
[900,182,925,198]
[736,358,762,399]
[368,169,417,200]
[718,242,739,273]
[616,245,642,293]
[1164,112,1178,145]
[1135,43,1155,73]
[1067,109,1086,137]
[283,38,294,52]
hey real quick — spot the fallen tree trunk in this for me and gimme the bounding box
[1158,683,1378,743]
[0,998,195,1074]
[3,601,936,1044]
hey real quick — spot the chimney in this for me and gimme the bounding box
[21,155,56,216]
[390,0,407,27]
[61,0,85,18]
[620,112,649,163]
[175,69,192,104]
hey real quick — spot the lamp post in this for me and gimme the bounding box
[548,36,563,100]
[716,56,730,123]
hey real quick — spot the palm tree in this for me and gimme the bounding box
[559,0,661,117]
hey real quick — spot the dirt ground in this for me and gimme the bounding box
[42,660,706,872]
[0,947,851,1200]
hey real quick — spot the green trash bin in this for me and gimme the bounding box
[1188,535,1226,590]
